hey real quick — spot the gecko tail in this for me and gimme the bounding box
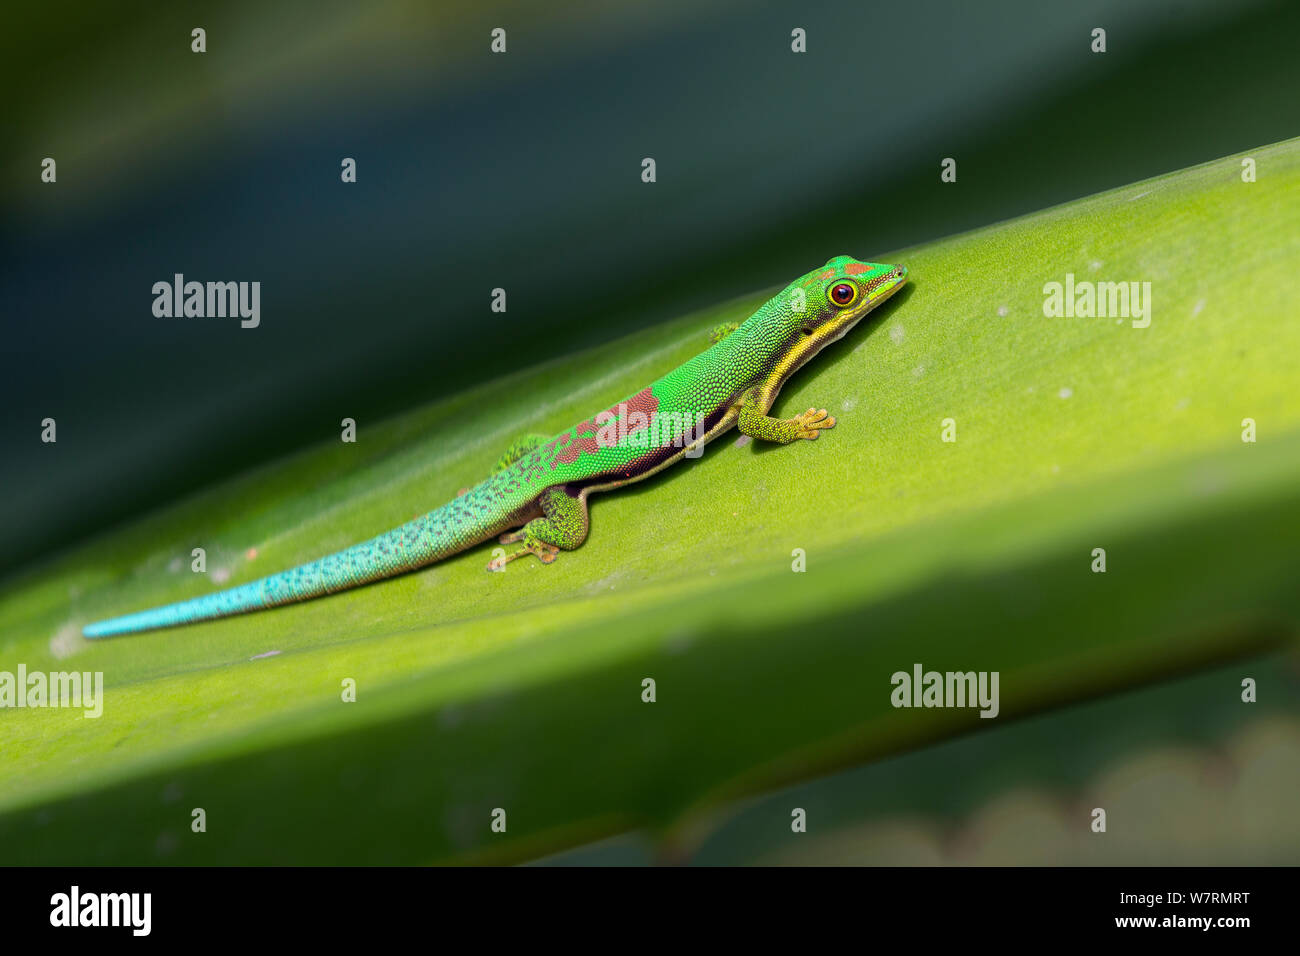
[83,577,281,638]
[82,491,509,639]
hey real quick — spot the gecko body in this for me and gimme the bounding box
[83,256,907,637]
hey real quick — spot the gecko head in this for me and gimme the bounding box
[784,255,908,348]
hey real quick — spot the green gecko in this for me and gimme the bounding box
[83,255,908,638]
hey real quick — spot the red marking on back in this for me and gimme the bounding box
[550,387,661,467]
[844,263,871,275]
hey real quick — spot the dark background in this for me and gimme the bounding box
[3,0,1297,578]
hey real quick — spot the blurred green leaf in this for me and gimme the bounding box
[1,138,1297,863]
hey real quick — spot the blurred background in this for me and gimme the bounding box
[543,655,1300,865]
[2,0,1299,867]
[3,0,1298,576]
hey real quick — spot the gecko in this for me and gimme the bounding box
[83,255,908,638]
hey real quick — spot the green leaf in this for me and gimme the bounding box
[2,139,1298,864]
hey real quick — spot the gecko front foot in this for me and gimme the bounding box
[793,407,836,440]
[737,404,837,444]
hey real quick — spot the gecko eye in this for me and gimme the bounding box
[829,283,857,307]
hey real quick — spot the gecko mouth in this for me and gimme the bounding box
[862,266,908,299]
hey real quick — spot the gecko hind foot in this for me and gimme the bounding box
[486,488,589,571]
[487,538,560,571]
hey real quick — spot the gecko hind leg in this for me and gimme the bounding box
[707,321,740,344]
[488,487,590,571]
[459,433,551,496]
[494,433,550,473]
